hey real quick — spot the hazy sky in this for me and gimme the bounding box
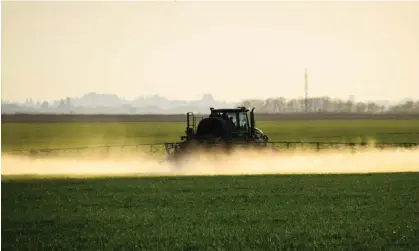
[2,1,419,102]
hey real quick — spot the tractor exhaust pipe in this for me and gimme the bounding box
[250,107,255,135]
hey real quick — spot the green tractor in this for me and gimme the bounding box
[164,107,270,162]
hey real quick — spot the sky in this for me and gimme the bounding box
[2,1,419,103]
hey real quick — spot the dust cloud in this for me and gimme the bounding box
[2,147,419,178]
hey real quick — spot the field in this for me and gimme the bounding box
[2,117,419,250]
[2,173,419,250]
[2,120,419,151]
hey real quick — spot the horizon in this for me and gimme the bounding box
[2,1,419,102]
[2,91,415,105]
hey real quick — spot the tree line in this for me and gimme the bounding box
[238,97,419,113]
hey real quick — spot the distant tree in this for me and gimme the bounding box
[405,100,415,112]
[380,105,386,113]
[344,100,353,112]
[66,97,71,106]
[263,98,276,113]
[355,102,366,113]
[275,97,287,113]
[390,100,418,113]
[41,101,49,109]
[242,100,251,108]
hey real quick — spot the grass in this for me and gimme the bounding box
[2,173,419,250]
[2,120,419,151]
[2,119,419,249]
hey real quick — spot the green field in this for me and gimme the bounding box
[2,174,419,250]
[2,119,419,250]
[2,120,419,151]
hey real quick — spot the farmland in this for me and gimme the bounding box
[2,174,419,250]
[2,119,419,151]
[2,117,419,250]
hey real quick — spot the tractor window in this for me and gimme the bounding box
[221,111,249,132]
[238,112,248,130]
[225,112,238,128]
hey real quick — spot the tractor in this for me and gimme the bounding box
[164,107,270,162]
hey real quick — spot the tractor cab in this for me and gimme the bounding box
[181,106,268,144]
[209,107,256,140]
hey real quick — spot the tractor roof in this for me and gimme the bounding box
[210,107,249,113]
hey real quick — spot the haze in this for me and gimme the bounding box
[3,147,419,176]
[2,1,419,103]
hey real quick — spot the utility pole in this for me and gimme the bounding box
[304,68,308,112]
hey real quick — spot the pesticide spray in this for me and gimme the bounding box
[2,146,419,178]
